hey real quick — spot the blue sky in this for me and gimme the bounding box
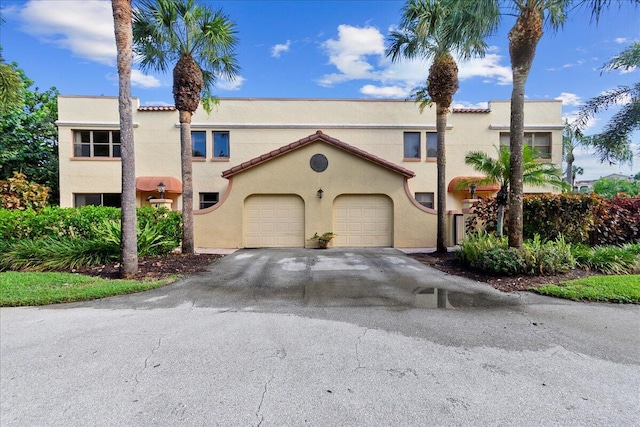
[1,0,639,180]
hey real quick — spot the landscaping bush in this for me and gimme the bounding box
[0,237,118,272]
[571,244,640,275]
[0,172,50,211]
[0,206,180,243]
[467,193,640,245]
[458,233,575,276]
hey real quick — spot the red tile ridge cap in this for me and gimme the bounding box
[221,131,415,179]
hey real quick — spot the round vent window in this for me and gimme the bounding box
[310,154,328,172]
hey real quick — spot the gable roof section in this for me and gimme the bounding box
[221,130,416,179]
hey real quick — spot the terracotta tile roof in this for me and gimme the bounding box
[138,105,176,111]
[452,108,491,113]
[222,130,416,179]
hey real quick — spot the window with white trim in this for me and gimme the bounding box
[415,192,434,209]
[500,132,551,159]
[73,130,121,158]
[404,132,420,159]
[74,193,121,207]
[213,132,230,158]
[199,192,219,209]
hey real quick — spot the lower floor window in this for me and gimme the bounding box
[415,192,434,209]
[74,193,121,207]
[199,192,219,209]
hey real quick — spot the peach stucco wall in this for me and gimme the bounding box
[57,96,563,247]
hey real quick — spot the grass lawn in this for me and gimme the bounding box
[0,272,172,307]
[534,275,640,303]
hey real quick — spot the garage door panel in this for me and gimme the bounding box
[245,195,305,248]
[333,195,392,247]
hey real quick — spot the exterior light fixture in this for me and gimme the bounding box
[157,181,166,200]
[317,188,324,199]
[469,182,477,200]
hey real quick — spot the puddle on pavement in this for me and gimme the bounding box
[301,280,518,309]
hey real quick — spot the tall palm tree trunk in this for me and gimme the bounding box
[565,151,574,187]
[436,104,448,252]
[179,110,194,254]
[112,0,137,278]
[507,7,542,250]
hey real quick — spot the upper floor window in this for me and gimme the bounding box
[74,130,120,158]
[415,192,434,209]
[500,132,551,159]
[199,192,219,209]
[214,131,230,158]
[426,132,437,159]
[403,132,420,159]
[192,131,206,158]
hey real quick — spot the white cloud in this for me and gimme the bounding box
[318,24,512,96]
[620,65,637,74]
[556,92,582,106]
[18,0,116,66]
[457,53,512,85]
[452,101,490,110]
[217,75,246,91]
[131,70,161,88]
[360,84,411,98]
[143,100,173,107]
[271,40,291,58]
[319,25,385,87]
[615,37,628,44]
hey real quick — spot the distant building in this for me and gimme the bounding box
[57,96,563,248]
[575,173,635,193]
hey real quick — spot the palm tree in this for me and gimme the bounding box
[386,0,498,253]
[575,42,640,164]
[562,120,588,188]
[112,0,137,278]
[462,145,564,236]
[498,0,639,249]
[133,0,239,254]
[0,13,24,113]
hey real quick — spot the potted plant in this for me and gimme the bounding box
[310,232,335,249]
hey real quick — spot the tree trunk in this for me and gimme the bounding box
[179,110,194,254]
[565,151,574,187]
[112,0,137,278]
[436,104,448,253]
[507,8,542,250]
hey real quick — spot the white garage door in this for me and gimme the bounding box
[333,195,392,247]
[245,195,305,247]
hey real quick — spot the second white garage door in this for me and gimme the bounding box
[333,195,393,247]
[245,195,305,247]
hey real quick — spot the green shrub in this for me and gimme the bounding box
[93,218,179,256]
[0,238,118,272]
[458,233,575,276]
[0,206,180,243]
[573,245,640,275]
[521,235,575,275]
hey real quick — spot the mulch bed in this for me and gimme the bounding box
[408,251,597,292]
[72,253,223,281]
[73,251,596,293]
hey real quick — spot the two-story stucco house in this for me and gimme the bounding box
[56,96,563,249]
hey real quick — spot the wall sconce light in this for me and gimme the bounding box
[469,182,477,199]
[157,181,166,200]
[317,188,323,199]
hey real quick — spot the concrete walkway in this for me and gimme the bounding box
[1,248,639,426]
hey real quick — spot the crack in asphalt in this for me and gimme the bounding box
[354,328,370,371]
[134,335,165,387]
[255,374,274,427]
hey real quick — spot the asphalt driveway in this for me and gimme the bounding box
[1,248,639,426]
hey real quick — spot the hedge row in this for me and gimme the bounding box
[0,206,182,244]
[467,193,640,245]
